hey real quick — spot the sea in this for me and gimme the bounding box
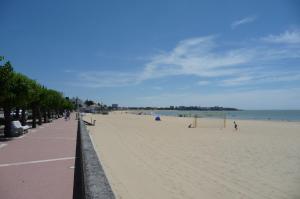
[137,110,300,122]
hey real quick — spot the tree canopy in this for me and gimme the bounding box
[0,56,75,136]
[0,57,74,112]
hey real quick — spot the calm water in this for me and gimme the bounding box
[141,110,300,122]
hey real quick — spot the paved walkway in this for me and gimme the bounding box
[0,116,77,199]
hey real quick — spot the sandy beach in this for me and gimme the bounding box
[84,112,300,199]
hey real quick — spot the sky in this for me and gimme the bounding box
[1,0,300,109]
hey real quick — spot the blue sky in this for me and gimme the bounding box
[1,0,300,109]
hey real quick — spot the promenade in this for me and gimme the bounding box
[0,116,77,199]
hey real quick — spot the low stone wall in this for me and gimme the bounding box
[73,116,115,199]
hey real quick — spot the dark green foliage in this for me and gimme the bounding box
[84,100,94,107]
[0,61,14,107]
[0,56,75,136]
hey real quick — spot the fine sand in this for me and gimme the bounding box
[84,112,300,199]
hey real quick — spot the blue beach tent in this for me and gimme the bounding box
[155,116,161,121]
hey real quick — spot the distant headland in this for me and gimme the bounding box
[76,99,239,112]
[123,106,239,111]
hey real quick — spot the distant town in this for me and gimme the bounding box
[75,98,239,113]
[122,106,239,111]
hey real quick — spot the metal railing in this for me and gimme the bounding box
[73,114,115,199]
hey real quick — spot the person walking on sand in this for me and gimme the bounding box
[234,121,238,131]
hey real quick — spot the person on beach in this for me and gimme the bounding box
[66,110,70,120]
[234,121,238,131]
[64,110,67,120]
[64,110,70,121]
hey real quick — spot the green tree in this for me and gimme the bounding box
[0,60,15,136]
[84,100,94,107]
[63,97,75,111]
[27,79,42,128]
[39,87,51,123]
[1,56,76,135]
[10,73,32,122]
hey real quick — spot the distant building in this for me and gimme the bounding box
[80,103,104,113]
[71,97,84,109]
[112,104,118,109]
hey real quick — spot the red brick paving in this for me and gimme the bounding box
[0,116,77,199]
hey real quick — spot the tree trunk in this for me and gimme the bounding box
[47,110,51,120]
[21,108,27,126]
[32,106,37,128]
[4,107,12,137]
[43,111,47,123]
[38,107,42,125]
[15,107,20,120]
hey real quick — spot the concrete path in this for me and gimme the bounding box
[0,116,77,199]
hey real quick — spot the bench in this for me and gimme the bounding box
[11,120,30,136]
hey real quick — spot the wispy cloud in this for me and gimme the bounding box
[231,16,257,29]
[221,72,300,86]
[152,86,163,90]
[70,71,139,87]
[139,36,253,81]
[261,30,300,44]
[139,33,300,86]
[70,29,300,89]
[197,80,210,86]
[136,88,300,109]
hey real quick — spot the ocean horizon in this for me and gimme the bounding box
[133,110,300,122]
